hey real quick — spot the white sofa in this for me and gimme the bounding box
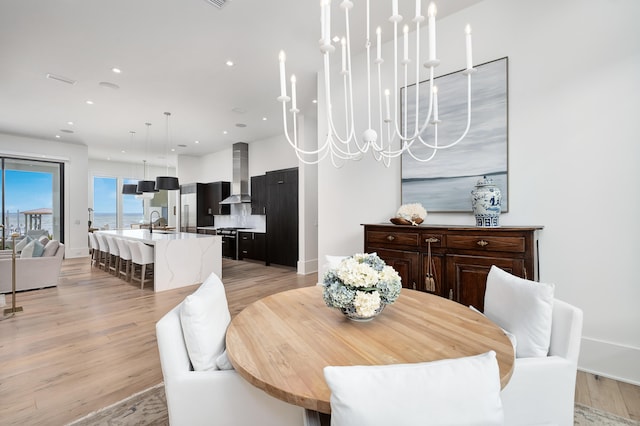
[500,299,584,425]
[0,242,65,293]
[156,302,304,426]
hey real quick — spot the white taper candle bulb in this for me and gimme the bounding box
[392,0,398,16]
[376,27,382,61]
[291,75,297,110]
[279,50,287,98]
[465,24,473,70]
[428,2,437,61]
[416,0,421,18]
[403,25,409,61]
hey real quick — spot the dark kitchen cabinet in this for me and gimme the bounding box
[238,231,266,262]
[266,168,298,267]
[363,224,542,311]
[206,181,231,216]
[251,175,266,215]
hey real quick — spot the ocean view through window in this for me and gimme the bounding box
[1,157,64,245]
[92,176,144,230]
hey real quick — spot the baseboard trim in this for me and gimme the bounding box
[578,337,640,386]
[297,258,318,275]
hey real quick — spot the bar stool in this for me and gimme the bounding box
[95,233,110,271]
[129,240,154,289]
[115,238,132,281]
[88,233,100,267]
[106,236,120,275]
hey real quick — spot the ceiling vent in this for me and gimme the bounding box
[203,0,228,9]
[46,73,76,85]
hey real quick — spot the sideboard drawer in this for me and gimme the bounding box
[367,231,420,248]
[446,235,526,253]
[420,233,445,249]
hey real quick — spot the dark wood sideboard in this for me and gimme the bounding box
[363,224,543,311]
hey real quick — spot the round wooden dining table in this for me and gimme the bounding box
[225,286,514,414]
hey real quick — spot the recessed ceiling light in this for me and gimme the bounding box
[112,67,122,74]
[171,148,176,152]
[194,140,200,144]
[262,117,267,121]
[67,121,74,126]
[225,60,234,67]
[99,81,120,90]
[86,100,94,105]
[55,135,61,139]
[121,150,126,153]
[312,99,318,104]
[223,130,228,135]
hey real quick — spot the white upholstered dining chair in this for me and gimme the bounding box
[483,266,584,426]
[320,351,504,426]
[156,273,304,426]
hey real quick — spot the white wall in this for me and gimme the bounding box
[0,134,89,258]
[317,0,640,384]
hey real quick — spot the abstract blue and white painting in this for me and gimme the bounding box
[401,57,508,212]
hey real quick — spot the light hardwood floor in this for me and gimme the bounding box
[0,257,638,425]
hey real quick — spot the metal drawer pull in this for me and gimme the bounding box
[424,237,440,243]
[449,289,454,300]
[386,235,395,241]
[477,240,489,247]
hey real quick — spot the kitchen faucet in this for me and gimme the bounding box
[149,211,161,234]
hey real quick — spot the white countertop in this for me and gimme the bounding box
[97,229,219,245]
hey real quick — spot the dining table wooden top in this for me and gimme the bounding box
[225,286,515,414]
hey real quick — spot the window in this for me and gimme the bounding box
[1,157,64,245]
[122,178,144,228]
[93,176,117,230]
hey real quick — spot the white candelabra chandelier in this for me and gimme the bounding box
[278,0,475,167]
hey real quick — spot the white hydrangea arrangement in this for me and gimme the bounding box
[323,253,402,319]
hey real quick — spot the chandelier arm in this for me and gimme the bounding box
[395,65,436,143]
[324,51,360,148]
[416,73,473,150]
[281,102,333,156]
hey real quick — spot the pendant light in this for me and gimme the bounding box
[155,111,180,190]
[122,131,139,194]
[136,122,158,195]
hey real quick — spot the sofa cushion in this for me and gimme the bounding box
[42,240,60,257]
[324,351,504,426]
[39,235,50,246]
[484,266,554,358]
[179,273,231,371]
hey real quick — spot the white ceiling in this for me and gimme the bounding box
[0,0,482,167]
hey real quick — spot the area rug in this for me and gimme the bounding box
[67,383,639,425]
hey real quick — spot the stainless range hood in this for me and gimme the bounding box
[220,142,251,204]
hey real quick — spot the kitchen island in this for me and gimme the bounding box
[97,229,221,292]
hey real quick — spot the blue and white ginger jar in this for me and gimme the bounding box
[471,176,502,227]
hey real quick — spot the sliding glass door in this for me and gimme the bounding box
[1,157,64,247]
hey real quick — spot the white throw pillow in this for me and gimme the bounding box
[324,351,504,426]
[42,240,60,257]
[15,236,32,253]
[179,273,231,371]
[20,240,37,258]
[484,265,554,358]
